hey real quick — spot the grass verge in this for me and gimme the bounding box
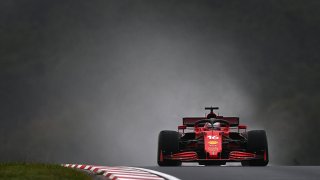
[0,163,92,180]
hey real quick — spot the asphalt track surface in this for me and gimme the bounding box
[143,165,320,180]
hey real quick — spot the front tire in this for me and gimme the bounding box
[157,130,181,166]
[241,130,269,166]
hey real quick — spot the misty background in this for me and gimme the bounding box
[1,0,320,166]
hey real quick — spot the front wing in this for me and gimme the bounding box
[162,151,263,162]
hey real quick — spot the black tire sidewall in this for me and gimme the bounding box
[157,130,181,166]
[243,130,269,166]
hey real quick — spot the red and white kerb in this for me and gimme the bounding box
[62,164,165,180]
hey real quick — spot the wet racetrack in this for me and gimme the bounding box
[143,165,320,180]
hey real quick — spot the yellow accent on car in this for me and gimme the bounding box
[208,140,218,145]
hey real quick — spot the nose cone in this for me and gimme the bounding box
[204,131,222,158]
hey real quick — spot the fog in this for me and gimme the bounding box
[1,0,320,165]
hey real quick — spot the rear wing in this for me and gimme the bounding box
[183,117,205,127]
[183,116,239,127]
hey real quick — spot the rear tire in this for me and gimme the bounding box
[241,130,269,166]
[157,130,182,166]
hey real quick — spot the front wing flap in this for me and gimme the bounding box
[164,151,262,162]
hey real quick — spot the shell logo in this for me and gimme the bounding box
[208,140,218,145]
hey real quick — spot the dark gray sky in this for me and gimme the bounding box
[1,0,320,165]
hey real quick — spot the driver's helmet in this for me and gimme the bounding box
[213,122,221,129]
[205,122,213,129]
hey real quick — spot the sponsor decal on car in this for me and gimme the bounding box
[208,140,218,145]
[207,135,219,140]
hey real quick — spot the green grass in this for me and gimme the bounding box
[0,163,92,180]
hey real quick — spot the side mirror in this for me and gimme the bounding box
[238,125,247,129]
[238,125,247,133]
[178,125,187,133]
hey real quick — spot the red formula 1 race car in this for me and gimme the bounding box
[157,107,268,166]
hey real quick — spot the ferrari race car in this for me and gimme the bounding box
[157,107,268,166]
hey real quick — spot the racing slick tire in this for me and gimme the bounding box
[157,130,182,166]
[241,130,269,166]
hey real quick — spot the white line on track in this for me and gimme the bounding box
[101,170,150,174]
[130,167,181,180]
[108,174,164,180]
